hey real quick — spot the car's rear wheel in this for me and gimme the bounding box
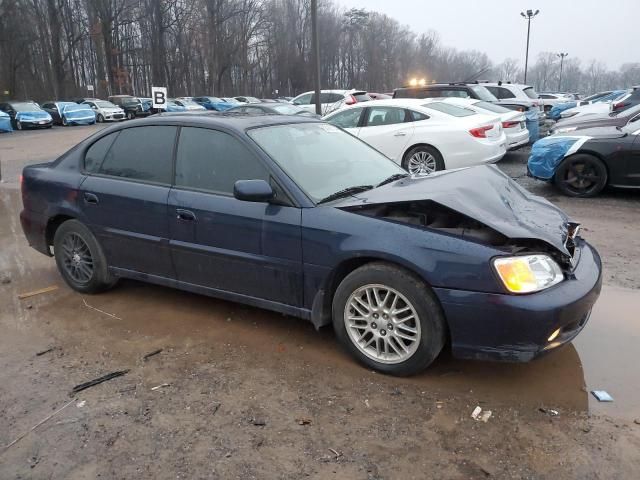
[96,114,104,123]
[62,116,68,126]
[53,220,117,294]
[554,154,607,197]
[15,120,22,130]
[126,111,135,120]
[332,262,446,376]
[402,145,444,175]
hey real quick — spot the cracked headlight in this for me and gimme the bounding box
[493,255,564,294]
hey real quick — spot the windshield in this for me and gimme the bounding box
[583,92,610,102]
[12,102,42,112]
[61,104,88,113]
[473,101,511,113]
[272,104,306,115]
[423,102,476,117]
[470,85,498,101]
[248,123,405,203]
[95,101,117,108]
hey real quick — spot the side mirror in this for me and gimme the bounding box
[233,179,274,202]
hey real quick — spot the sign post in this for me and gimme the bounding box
[151,86,167,111]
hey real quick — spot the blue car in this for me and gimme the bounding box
[41,101,96,126]
[0,110,12,132]
[19,115,602,375]
[192,96,234,111]
[0,101,53,129]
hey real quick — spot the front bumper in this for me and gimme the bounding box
[20,119,52,128]
[105,113,125,121]
[434,239,602,362]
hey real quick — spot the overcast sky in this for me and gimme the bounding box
[337,0,636,70]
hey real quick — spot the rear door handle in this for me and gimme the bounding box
[394,131,407,137]
[176,209,196,221]
[83,193,99,205]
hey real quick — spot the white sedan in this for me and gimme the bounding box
[440,97,529,150]
[323,99,507,174]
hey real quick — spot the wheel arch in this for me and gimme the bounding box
[46,214,76,247]
[401,143,446,170]
[310,255,448,336]
[560,149,610,184]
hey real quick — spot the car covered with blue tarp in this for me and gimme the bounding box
[0,110,12,132]
[41,101,96,126]
[0,101,53,129]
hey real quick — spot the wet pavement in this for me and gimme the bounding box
[1,127,640,478]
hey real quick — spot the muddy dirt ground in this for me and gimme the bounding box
[1,126,639,479]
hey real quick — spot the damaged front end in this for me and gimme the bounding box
[340,199,575,269]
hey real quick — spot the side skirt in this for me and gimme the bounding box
[109,267,313,322]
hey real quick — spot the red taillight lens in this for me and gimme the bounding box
[612,102,623,110]
[345,94,357,105]
[19,174,24,187]
[502,121,519,129]
[469,125,493,138]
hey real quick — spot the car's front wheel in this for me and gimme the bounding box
[126,111,135,120]
[554,154,607,197]
[53,220,117,294]
[96,114,104,123]
[15,120,22,130]
[332,262,446,376]
[402,145,445,175]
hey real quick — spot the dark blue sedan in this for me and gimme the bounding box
[19,113,602,375]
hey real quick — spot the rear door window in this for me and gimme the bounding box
[327,108,364,128]
[175,127,269,194]
[365,107,407,126]
[98,126,177,184]
[84,132,119,173]
[293,93,312,105]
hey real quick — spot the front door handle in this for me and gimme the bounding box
[83,192,99,205]
[176,209,197,222]
[394,131,407,137]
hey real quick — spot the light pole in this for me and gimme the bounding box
[557,52,568,92]
[311,0,321,115]
[520,9,540,84]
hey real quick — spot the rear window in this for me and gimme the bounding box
[84,132,119,173]
[473,101,510,113]
[353,92,371,102]
[394,88,436,99]
[523,87,538,99]
[470,85,498,102]
[422,102,476,117]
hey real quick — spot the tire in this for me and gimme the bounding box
[126,111,135,120]
[62,116,68,126]
[53,219,117,294]
[402,145,445,175]
[96,114,104,123]
[332,262,446,376]
[15,120,22,130]
[554,154,607,197]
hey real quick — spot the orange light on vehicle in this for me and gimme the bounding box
[494,258,538,293]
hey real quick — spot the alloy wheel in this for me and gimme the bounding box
[562,160,601,194]
[344,284,421,364]
[61,232,94,284]
[16,120,22,130]
[408,151,437,175]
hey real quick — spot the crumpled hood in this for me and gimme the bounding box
[336,165,573,256]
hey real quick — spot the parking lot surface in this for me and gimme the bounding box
[1,126,640,479]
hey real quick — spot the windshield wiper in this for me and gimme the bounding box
[376,173,409,187]
[317,185,373,204]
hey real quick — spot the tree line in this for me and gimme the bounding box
[0,0,638,101]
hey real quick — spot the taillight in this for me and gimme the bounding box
[345,94,357,105]
[502,121,519,129]
[612,102,624,110]
[19,174,23,187]
[469,125,493,138]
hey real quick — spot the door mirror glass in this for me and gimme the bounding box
[233,179,274,202]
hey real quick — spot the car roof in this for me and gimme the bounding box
[127,111,320,131]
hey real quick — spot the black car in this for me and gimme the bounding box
[528,123,640,196]
[20,112,601,375]
[226,102,319,117]
[107,95,151,120]
[0,101,53,129]
[612,86,640,114]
